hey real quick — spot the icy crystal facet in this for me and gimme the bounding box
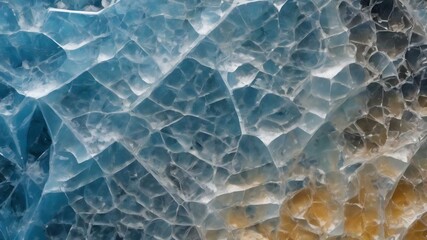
[1,0,427,239]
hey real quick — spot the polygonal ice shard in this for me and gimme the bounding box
[0,32,66,97]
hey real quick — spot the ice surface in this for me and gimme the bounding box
[2,0,427,239]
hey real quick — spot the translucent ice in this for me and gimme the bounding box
[2,0,427,239]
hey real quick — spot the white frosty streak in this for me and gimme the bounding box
[48,8,102,15]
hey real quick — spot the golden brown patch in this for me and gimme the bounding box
[402,213,427,240]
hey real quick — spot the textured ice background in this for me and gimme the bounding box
[1,0,427,239]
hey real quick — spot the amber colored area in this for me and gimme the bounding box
[226,207,252,229]
[219,149,427,240]
[273,157,427,240]
[274,168,380,239]
[403,213,427,239]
